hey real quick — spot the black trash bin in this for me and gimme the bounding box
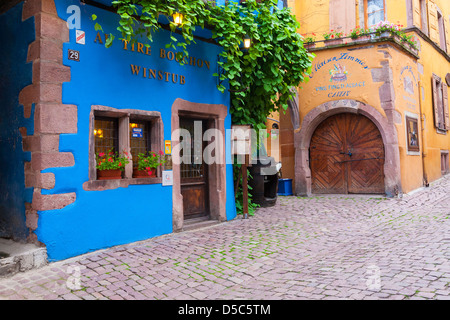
[248,155,279,207]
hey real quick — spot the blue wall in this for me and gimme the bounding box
[0,3,35,241]
[35,0,236,261]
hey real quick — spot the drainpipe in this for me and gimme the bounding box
[418,80,429,187]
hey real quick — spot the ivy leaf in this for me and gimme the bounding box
[105,33,115,48]
[94,22,103,32]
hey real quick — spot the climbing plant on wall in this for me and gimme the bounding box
[96,0,313,213]
[99,0,313,127]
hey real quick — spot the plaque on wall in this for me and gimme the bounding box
[406,116,420,152]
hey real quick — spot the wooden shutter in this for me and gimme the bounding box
[412,0,422,28]
[428,0,440,44]
[432,74,441,129]
[443,84,450,130]
[444,15,450,54]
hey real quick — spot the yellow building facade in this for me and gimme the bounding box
[281,0,450,196]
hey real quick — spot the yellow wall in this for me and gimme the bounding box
[408,0,450,184]
[416,39,450,183]
[283,0,450,194]
[294,43,425,193]
[300,47,384,116]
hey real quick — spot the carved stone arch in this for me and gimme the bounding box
[294,99,402,197]
[287,88,300,130]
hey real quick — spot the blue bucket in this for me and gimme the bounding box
[278,178,293,196]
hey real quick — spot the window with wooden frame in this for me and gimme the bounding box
[129,120,152,168]
[88,106,164,183]
[441,150,449,175]
[437,9,446,51]
[410,0,428,35]
[427,0,440,44]
[364,0,386,27]
[94,117,119,156]
[432,74,449,132]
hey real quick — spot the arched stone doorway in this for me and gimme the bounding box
[294,99,402,197]
[310,113,385,194]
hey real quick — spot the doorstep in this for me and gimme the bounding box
[182,216,220,232]
[0,238,47,278]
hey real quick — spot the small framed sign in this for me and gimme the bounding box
[165,140,172,154]
[231,124,252,155]
[76,30,86,45]
[68,49,80,62]
[132,128,143,138]
[162,170,173,186]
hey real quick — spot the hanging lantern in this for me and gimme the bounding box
[173,12,184,26]
[243,34,251,49]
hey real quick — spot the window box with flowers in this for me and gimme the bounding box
[303,33,316,49]
[399,33,419,55]
[371,21,418,55]
[96,149,130,180]
[133,150,166,178]
[373,21,402,39]
[323,30,344,46]
[349,26,372,42]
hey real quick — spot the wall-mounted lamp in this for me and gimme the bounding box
[94,129,103,138]
[243,34,251,49]
[173,12,184,26]
[130,123,138,129]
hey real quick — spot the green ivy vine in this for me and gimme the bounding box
[95,0,313,214]
[97,0,313,126]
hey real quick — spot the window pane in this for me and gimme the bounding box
[367,0,384,26]
[368,10,385,26]
[367,0,384,13]
[180,119,205,179]
[94,118,118,156]
[130,121,150,167]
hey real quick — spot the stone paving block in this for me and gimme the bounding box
[1,176,450,300]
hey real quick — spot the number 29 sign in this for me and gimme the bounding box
[68,49,80,62]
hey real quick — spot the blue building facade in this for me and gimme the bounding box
[0,0,253,261]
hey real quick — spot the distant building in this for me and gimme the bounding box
[280,0,450,197]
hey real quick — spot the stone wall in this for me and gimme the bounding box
[19,0,76,244]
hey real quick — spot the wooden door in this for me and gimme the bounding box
[179,118,209,219]
[310,113,385,194]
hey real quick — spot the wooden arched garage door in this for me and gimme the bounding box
[310,113,385,194]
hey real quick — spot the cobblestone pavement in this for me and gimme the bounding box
[1,176,449,300]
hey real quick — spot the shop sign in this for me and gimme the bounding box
[314,62,366,98]
[93,31,212,87]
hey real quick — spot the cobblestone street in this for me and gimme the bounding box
[1,176,449,300]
